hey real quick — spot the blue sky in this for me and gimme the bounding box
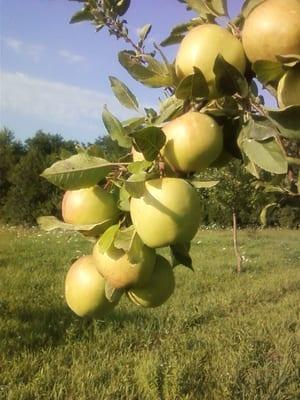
[0,0,274,143]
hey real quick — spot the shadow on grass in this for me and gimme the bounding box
[2,303,153,353]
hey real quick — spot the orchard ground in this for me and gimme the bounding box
[0,226,299,400]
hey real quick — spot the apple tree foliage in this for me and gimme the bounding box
[39,0,300,271]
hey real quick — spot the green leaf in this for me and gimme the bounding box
[97,223,120,253]
[109,76,139,111]
[70,7,93,24]
[115,0,131,15]
[122,117,145,132]
[105,282,124,302]
[131,126,166,161]
[170,242,193,270]
[188,180,219,189]
[208,0,228,16]
[127,232,144,264]
[241,0,264,18]
[240,138,288,174]
[260,203,278,227]
[156,96,184,124]
[253,60,284,85]
[37,216,112,233]
[125,173,147,198]
[267,106,300,141]
[118,50,174,88]
[114,225,135,251]
[160,18,203,47]
[244,117,278,141]
[128,160,153,174]
[185,0,213,17]
[41,153,115,190]
[118,185,130,211]
[102,105,132,148]
[175,67,209,100]
[213,54,248,97]
[138,24,152,42]
[276,54,300,68]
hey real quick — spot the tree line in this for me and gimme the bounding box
[0,127,298,228]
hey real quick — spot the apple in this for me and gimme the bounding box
[127,255,175,308]
[92,242,156,289]
[62,186,119,230]
[130,178,201,248]
[242,0,300,63]
[277,64,300,108]
[161,112,223,172]
[65,255,118,317]
[175,24,246,97]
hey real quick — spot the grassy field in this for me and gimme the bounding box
[0,226,299,400]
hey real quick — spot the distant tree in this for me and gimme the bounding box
[2,131,76,224]
[95,135,130,162]
[0,128,25,210]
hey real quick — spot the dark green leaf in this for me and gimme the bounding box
[41,153,115,190]
[170,242,193,270]
[214,54,248,97]
[260,203,278,227]
[175,67,209,99]
[240,138,288,174]
[102,105,132,148]
[267,106,300,141]
[97,223,120,253]
[105,282,124,302]
[109,76,139,111]
[131,126,166,161]
[160,18,203,47]
[70,7,93,24]
[115,0,131,15]
[253,60,284,85]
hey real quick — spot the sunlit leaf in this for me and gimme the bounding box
[109,76,139,111]
[41,153,116,190]
[102,105,132,148]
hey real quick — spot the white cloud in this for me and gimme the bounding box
[58,49,86,64]
[2,37,45,62]
[0,71,134,134]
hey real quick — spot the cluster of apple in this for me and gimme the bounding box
[63,0,300,318]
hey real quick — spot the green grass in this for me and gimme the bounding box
[0,226,299,400]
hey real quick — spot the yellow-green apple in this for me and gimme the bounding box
[242,0,300,63]
[175,24,246,97]
[127,255,175,308]
[161,112,223,172]
[277,64,300,108]
[92,242,156,289]
[62,186,119,230]
[65,255,118,317]
[130,178,201,248]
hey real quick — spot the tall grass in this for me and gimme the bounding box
[0,227,299,399]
